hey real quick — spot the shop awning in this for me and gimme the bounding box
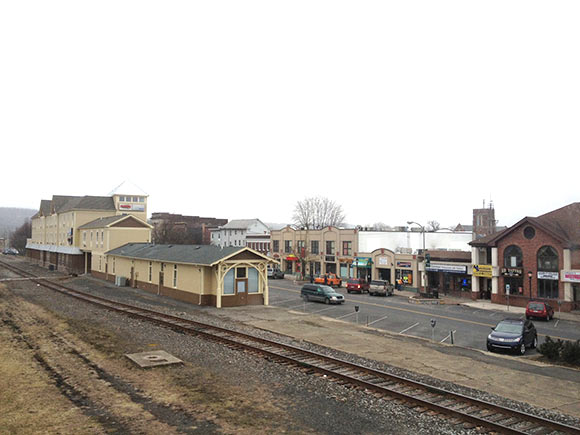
[352,257,373,268]
[286,255,299,261]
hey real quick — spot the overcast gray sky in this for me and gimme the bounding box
[1,1,578,229]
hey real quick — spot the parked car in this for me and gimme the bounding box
[526,300,554,321]
[314,273,342,288]
[301,284,345,304]
[369,280,394,297]
[487,319,537,355]
[346,278,369,294]
[267,267,285,279]
[2,248,18,255]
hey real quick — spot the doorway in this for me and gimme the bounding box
[378,268,391,283]
[235,267,248,305]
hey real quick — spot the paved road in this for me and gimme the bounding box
[268,279,580,354]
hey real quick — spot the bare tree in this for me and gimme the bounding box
[10,220,31,253]
[292,196,346,229]
[152,221,201,245]
[372,222,391,231]
[427,220,441,231]
[291,196,346,280]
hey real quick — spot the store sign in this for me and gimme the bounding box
[119,204,145,211]
[537,271,559,280]
[472,264,493,278]
[501,267,523,277]
[562,270,580,283]
[397,261,412,268]
[426,262,467,274]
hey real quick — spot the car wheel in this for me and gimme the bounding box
[487,344,493,352]
[347,290,351,294]
[547,314,552,321]
[519,342,526,355]
[531,336,538,349]
[324,298,330,305]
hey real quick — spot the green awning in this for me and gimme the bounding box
[353,257,373,268]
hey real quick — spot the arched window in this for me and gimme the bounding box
[537,246,558,271]
[503,245,523,268]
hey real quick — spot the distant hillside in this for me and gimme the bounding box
[0,208,37,236]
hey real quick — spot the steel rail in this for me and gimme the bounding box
[1,259,578,435]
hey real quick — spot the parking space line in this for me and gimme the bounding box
[367,315,389,326]
[440,330,457,343]
[286,303,307,310]
[337,312,356,320]
[310,306,336,315]
[270,298,297,306]
[555,320,559,328]
[268,284,574,342]
[399,322,419,334]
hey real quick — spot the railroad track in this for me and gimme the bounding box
[1,259,579,435]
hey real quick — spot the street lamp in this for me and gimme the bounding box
[407,221,426,254]
[527,271,533,300]
[407,221,427,292]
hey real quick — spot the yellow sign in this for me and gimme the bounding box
[472,264,493,278]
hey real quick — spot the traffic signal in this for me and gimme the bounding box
[425,253,431,268]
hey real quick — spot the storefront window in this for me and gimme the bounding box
[339,263,349,279]
[538,279,558,299]
[396,269,413,285]
[537,245,559,299]
[504,276,523,295]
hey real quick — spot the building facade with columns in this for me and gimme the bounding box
[469,203,580,311]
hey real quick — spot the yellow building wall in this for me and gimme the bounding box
[106,227,151,252]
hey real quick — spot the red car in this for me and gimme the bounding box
[346,278,369,294]
[526,300,554,321]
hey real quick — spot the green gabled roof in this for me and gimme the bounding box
[106,243,249,266]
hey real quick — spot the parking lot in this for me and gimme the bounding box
[268,278,580,354]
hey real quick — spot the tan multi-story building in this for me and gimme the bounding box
[270,226,359,278]
[26,182,152,274]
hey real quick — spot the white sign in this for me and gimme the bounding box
[426,262,467,274]
[537,271,559,280]
[562,270,580,283]
[377,257,389,266]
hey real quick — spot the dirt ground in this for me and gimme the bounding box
[0,284,311,434]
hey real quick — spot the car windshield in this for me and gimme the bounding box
[320,286,335,293]
[494,322,523,334]
[528,303,544,310]
[347,279,359,284]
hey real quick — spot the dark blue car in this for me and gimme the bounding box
[487,319,537,355]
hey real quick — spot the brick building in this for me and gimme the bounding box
[150,213,227,245]
[470,203,580,312]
